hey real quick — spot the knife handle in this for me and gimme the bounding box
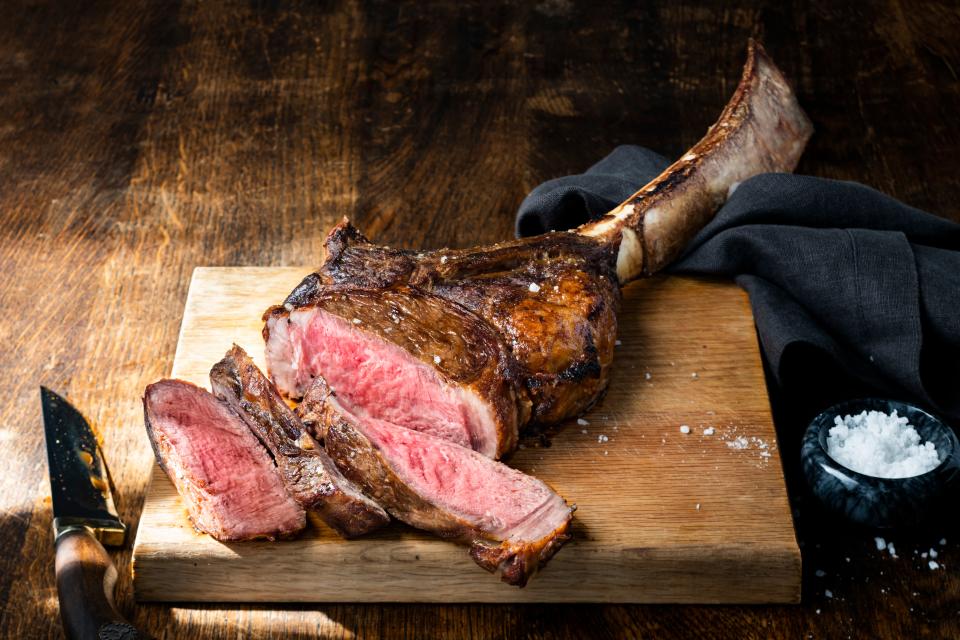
[55,527,147,640]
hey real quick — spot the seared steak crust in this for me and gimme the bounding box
[269,41,811,431]
[210,345,389,538]
[316,226,620,426]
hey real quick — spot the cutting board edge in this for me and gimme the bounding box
[132,544,801,604]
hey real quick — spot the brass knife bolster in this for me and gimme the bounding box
[53,517,127,547]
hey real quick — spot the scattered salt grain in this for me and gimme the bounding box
[577,418,590,426]
[691,372,699,379]
[703,427,715,436]
[680,425,690,434]
[644,372,652,380]
[440,255,448,264]
[598,434,609,443]
[826,410,939,478]
[581,429,588,435]
[553,285,559,292]
[922,552,928,559]
[929,548,938,559]
[726,436,749,450]
[615,339,622,346]
[929,560,940,570]
[940,538,947,546]
[887,541,897,558]
[815,569,826,578]
[433,355,442,365]
[695,503,701,511]
[875,537,886,551]
[825,590,833,599]
[352,318,362,324]
[528,282,541,293]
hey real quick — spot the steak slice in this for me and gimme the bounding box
[209,345,390,538]
[264,286,522,459]
[143,379,305,541]
[301,378,573,587]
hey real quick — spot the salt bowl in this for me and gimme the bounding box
[801,399,960,528]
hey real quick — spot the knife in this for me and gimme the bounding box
[41,386,147,640]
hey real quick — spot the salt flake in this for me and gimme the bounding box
[827,410,939,478]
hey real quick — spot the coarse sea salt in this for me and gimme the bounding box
[826,410,939,478]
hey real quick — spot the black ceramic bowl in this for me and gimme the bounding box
[801,398,960,529]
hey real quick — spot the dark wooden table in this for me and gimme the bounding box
[2,1,959,638]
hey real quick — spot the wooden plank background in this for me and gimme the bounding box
[1,0,958,638]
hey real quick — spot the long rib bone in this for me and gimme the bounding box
[579,40,813,282]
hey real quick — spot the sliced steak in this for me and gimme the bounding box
[143,379,305,541]
[301,378,573,587]
[264,286,522,458]
[209,345,390,538]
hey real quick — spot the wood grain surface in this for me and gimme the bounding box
[1,0,959,637]
[132,267,798,604]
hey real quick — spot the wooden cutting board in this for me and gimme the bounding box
[132,267,800,603]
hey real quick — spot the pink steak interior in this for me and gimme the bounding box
[353,406,569,544]
[145,380,304,540]
[266,307,498,457]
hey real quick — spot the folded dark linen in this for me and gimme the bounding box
[516,146,960,422]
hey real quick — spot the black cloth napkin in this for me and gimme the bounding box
[516,146,960,422]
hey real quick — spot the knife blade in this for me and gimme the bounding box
[41,387,146,639]
[42,386,126,546]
